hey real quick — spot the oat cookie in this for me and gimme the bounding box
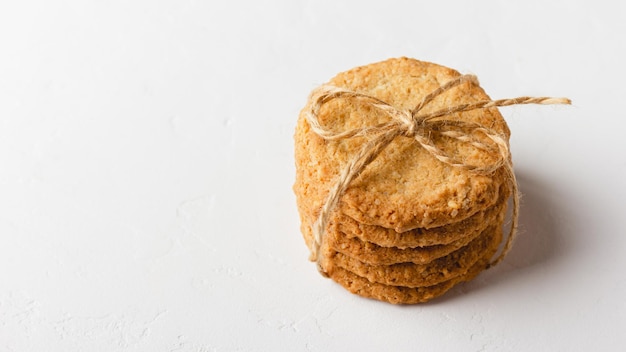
[326,226,503,304]
[334,179,509,248]
[325,182,510,266]
[327,226,483,266]
[294,57,510,231]
[326,221,501,288]
[294,180,508,268]
[294,196,490,260]
[295,178,508,260]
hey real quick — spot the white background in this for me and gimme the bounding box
[1,1,624,351]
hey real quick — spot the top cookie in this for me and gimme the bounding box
[294,57,510,231]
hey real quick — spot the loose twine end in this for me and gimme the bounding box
[305,74,570,277]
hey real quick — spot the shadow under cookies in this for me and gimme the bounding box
[424,168,577,304]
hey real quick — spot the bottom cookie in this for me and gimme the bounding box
[327,223,498,288]
[325,227,503,304]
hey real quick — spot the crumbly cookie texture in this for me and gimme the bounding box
[294,57,510,231]
[326,224,504,304]
[324,209,505,288]
[323,181,510,265]
[333,178,509,247]
[327,226,483,266]
[295,174,508,259]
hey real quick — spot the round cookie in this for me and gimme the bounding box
[294,194,473,255]
[294,57,510,232]
[333,205,492,248]
[296,180,508,265]
[295,180,508,259]
[327,253,491,305]
[327,226,483,266]
[326,184,508,265]
[326,224,504,304]
[334,180,509,248]
[326,220,502,288]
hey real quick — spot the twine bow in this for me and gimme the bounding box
[305,74,571,277]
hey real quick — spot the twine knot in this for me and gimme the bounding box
[304,74,570,277]
[399,110,422,137]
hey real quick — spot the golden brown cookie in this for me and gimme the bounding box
[296,179,508,261]
[296,177,508,266]
[327,181,510,266]
[333,205,492,249]
[327,253,490,305]
[334,179,508,248]
[326,224,504,304]
[325,182,509,267]
[295,178,509,268]
[327,226,483,266]
[294,57,510,232]
[326,220,501,288]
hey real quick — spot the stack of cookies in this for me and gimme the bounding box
[294,58,514,304]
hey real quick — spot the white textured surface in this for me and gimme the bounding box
[1,1,625,351]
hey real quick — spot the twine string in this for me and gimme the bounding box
[305,74,570,276]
